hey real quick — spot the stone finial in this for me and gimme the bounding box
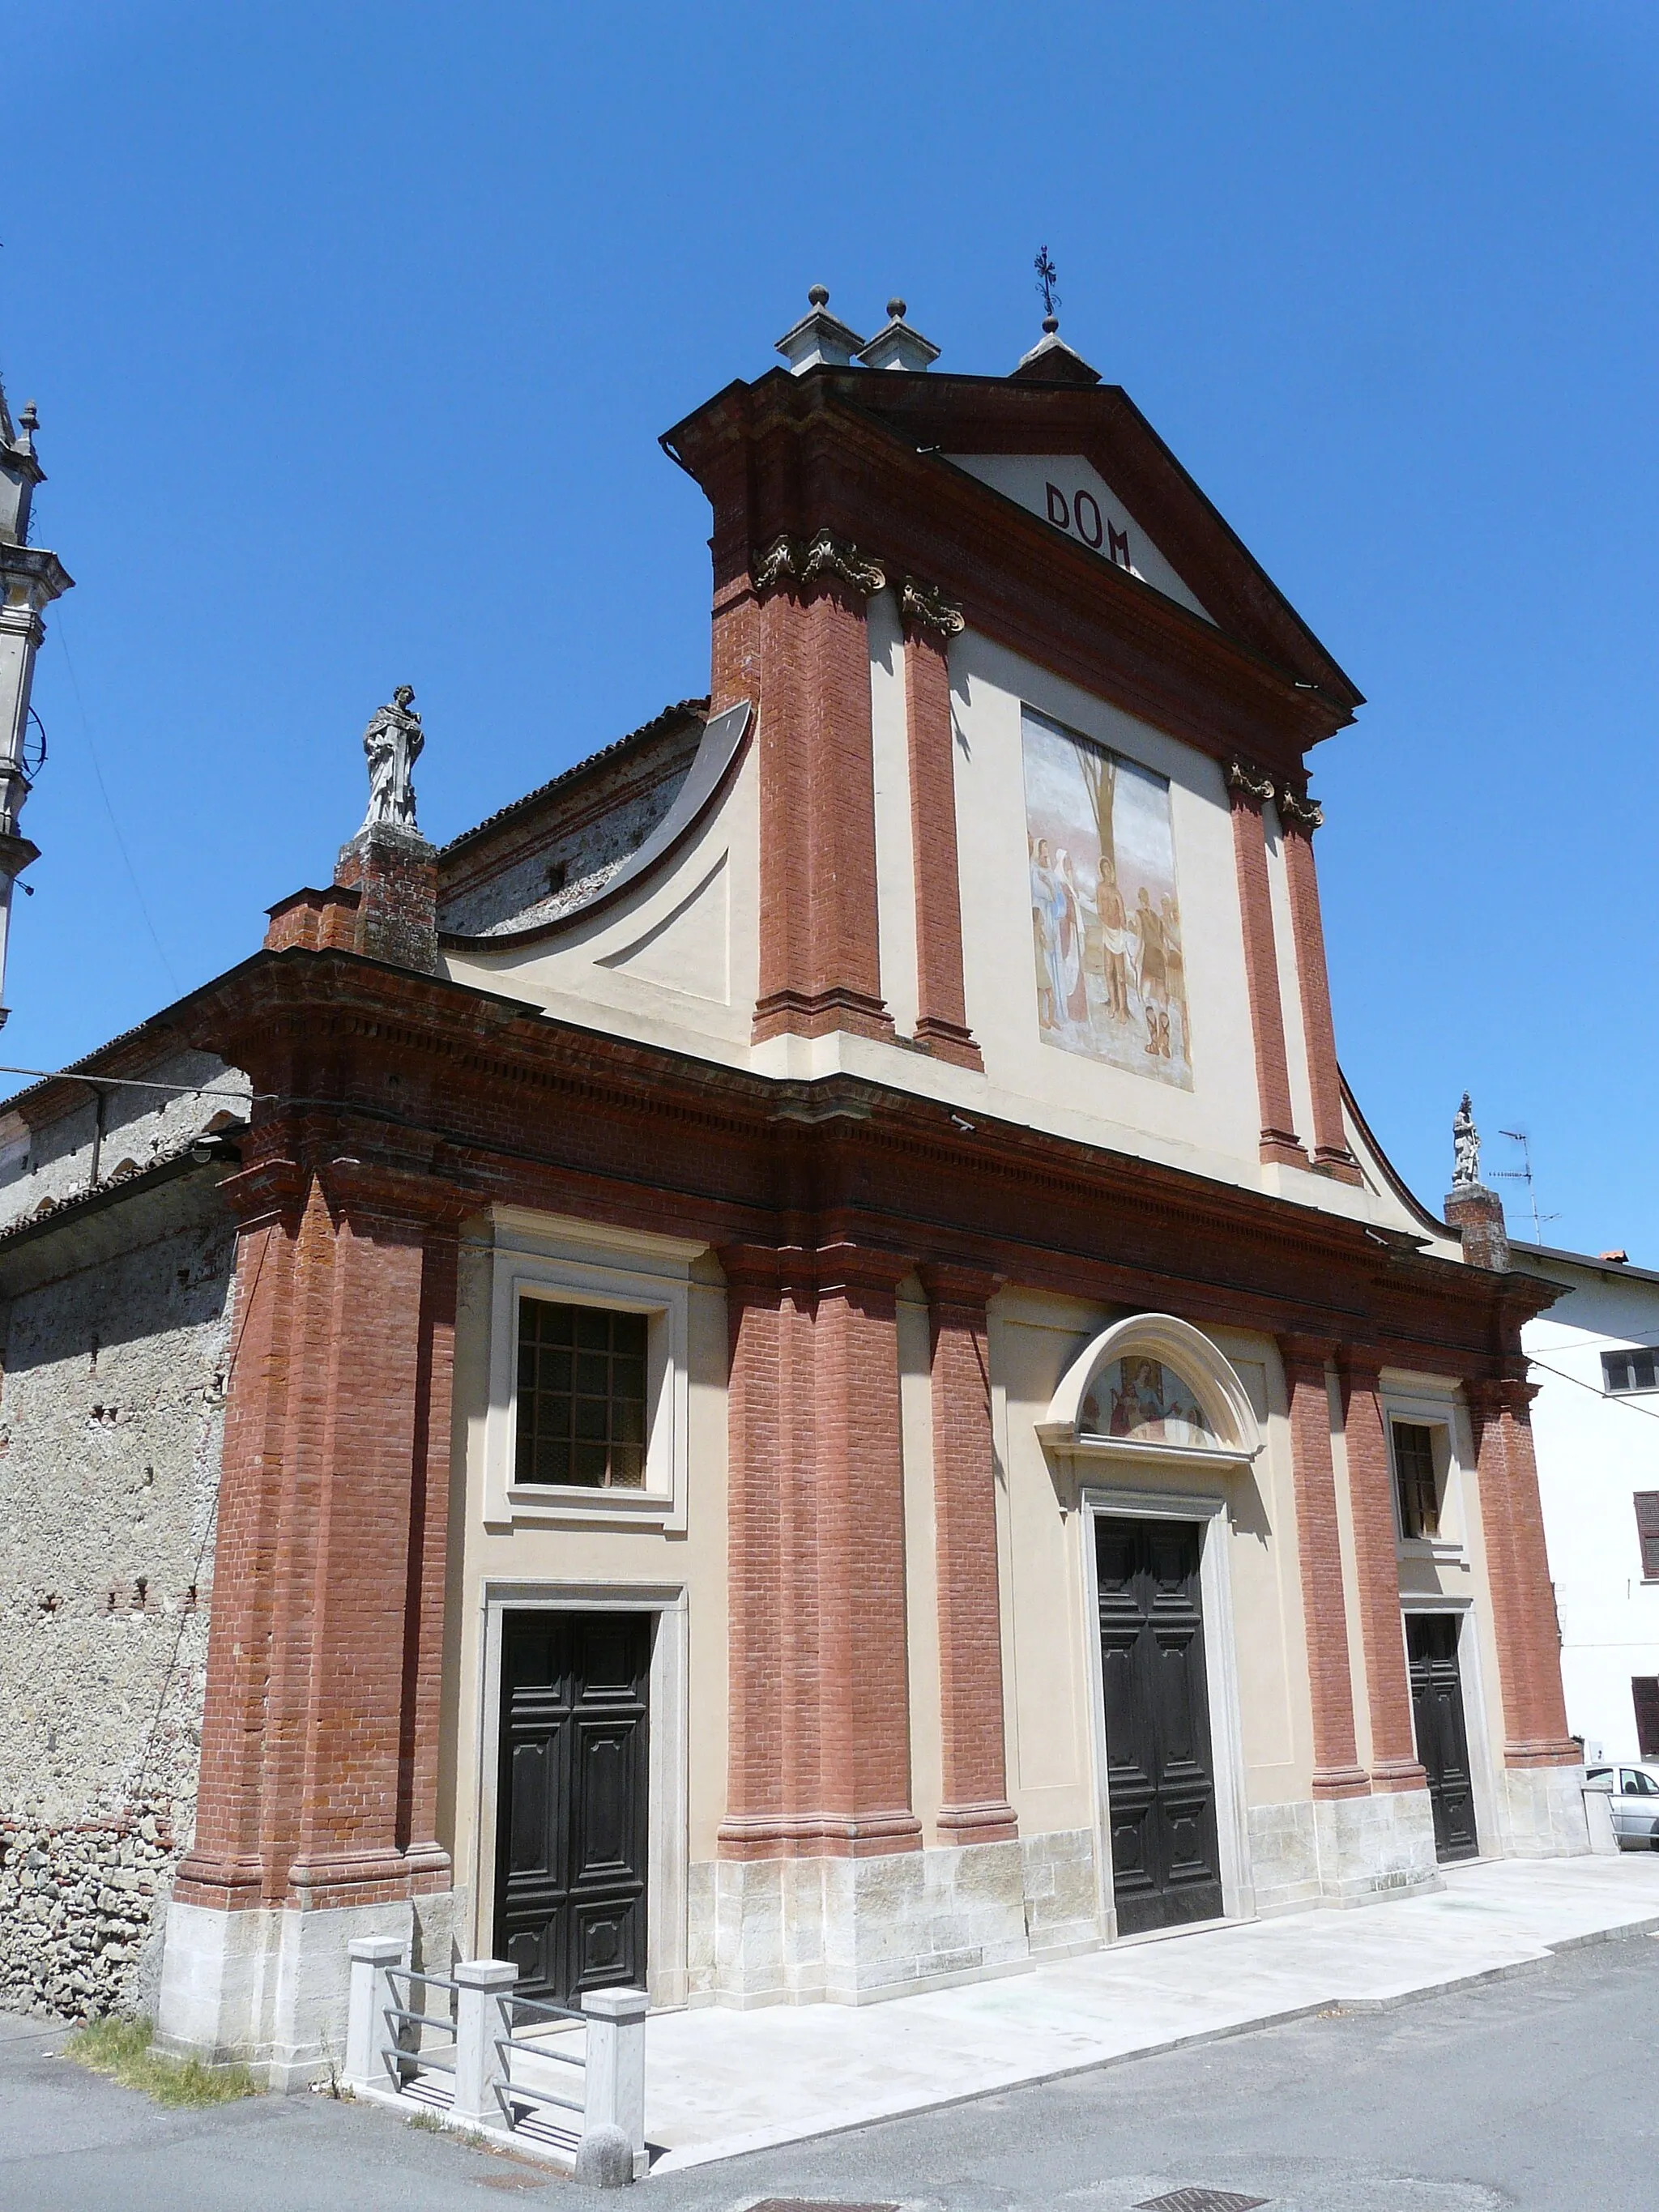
[361,684,423,834]
[857,298,940,373]
[775,285,866,374]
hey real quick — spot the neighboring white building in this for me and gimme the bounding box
[1515,1242,1659,1763]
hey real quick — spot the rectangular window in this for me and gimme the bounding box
[515,1299,648,1490]
[1634,1494,1659,1579]
[1392,1421,1441,1540]
[1604,1348,1658,1394]
[1634,1677,1659,1758]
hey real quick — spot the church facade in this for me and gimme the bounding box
[0,297,1588,2078]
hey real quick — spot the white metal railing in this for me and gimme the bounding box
[344,1937,646,2184]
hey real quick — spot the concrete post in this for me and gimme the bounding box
[578,1986,649,2184]
[451,1958,518,2130]
[344,1934,407,2092]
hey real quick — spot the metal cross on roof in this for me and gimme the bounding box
[1034,244,1060,321]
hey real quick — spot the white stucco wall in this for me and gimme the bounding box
[1520,1252,1659,1761]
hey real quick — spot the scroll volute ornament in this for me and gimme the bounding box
[749,529,886,601]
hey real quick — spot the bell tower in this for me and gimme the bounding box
[0,357,73,1025]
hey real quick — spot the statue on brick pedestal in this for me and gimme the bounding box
[1452,1090,1481,1190]
[360,685,423,833]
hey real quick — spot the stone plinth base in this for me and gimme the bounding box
[1502,1763,1591,1858]
[155,1889,464,2091]
[690,1832,1102,2009]
[1247,1792,1442,1911]
[1313,1787,1443,1905]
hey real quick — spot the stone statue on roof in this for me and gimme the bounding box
[1452,1091,1481,1189]
[361,685,423,833]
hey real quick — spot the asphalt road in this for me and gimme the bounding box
[2,1933,1654,2212]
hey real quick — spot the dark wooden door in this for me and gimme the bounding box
[1095,1517,1224,1935]
[1406,1613,1479,1862]
[494,1611,650,2004]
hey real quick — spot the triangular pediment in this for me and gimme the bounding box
[947,452,1213,621]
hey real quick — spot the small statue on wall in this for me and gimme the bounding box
[1452,1091,1481,1188]
[361,685,424,833]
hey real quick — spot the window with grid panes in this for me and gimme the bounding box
[1392,1420,1440,1539]
[1604,1348,1658,1394]
[515,1299,649,1488]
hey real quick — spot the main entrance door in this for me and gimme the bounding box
[493,1610,650,2005]
[1095,1516,1224,1935]
[1406,1613,1479,1862]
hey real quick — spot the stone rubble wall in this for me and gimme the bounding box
[0,1809,179,2018]
[0,1184,235,2018]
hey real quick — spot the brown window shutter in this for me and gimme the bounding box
[1634,1677,1659,1758]
[1634,1494,1659,1579]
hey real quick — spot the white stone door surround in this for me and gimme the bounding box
[1041,1312,1264,1941]
[473,1580,690,2009]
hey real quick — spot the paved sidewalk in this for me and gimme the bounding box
[644,1853,1659,2171]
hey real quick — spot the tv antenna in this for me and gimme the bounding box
[1493,1127,1559,1244]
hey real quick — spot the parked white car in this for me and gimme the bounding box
[1584,1762,1659,1848]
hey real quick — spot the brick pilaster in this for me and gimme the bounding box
[901,597,981,1070]
[173,1161,307,1908]
[1278,1337,1368,1798]
[813,1245,921,1852]
[1337,1357,1427,1791]
[919,1264,1015,1842]
[717,1242,920,1860]
[750,557,895,1046]
[1226,764,1305,1168]
[1277,802,1361,1183]
[175,1155,461,1913]
[1467,1379,1580,1768]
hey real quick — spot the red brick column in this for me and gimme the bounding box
[901,589,981,1071]
[1278,1337,1368,1798]
[920,1264,1015,1841]
[1226,762,1305,1168]
[752,549,895,1046]
[717,1242,919,1859]
[1337,1357,1427,1791]
[1277,797,1361,1183]
[1467,1379,1579,1767]
[176,1157,460,1912]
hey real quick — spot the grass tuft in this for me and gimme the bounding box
[66,2014,259,2107]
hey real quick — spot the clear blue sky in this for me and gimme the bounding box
[9,3,1655,1256]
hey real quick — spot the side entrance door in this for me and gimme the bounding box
[1405,1613,1479,1862]
[1095,1516,1224,1936]
[494,1610,650,2005]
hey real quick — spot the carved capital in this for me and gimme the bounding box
[899,576,966,640]
[1226,758,1275,805]
[1277,786,1324,832]
[750,529,886,602]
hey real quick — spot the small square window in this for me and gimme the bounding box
[1392,1421,1441,1541]
[515,1299,649,1490]
[1604,1349,1658,1395]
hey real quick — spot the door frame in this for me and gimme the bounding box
[475,1580,689,2008]
[1398,1593,1498,1861]
[1079,1482,1254,1940]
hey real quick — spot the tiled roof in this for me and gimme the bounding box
[440,697,708,860]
